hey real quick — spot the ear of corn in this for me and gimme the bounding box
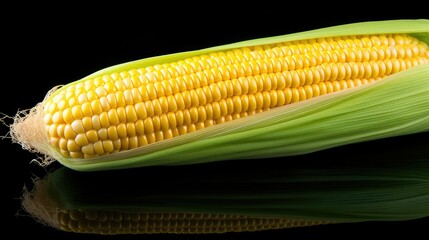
[22,134,429,234]
[10,19,429,171]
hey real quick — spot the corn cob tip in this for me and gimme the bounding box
[9,86,63,166]
[9,103,51,164]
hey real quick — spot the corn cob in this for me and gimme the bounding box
[44,34,428,159]
[10,20,429,171]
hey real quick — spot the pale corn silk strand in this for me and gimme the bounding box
[9,86,64,165]
[8,20,429,170]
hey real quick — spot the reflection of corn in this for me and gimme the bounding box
[58,209,329,234]
[43,34,429,159]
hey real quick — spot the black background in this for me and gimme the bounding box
[1,3,428,239]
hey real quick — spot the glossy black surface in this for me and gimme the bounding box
[2,5,428,239]
[36,133,429,222]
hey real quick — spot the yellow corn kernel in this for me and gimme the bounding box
[86,130,99,143]
[93,141,104,155]
[75,133,89,147]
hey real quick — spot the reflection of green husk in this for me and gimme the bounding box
[23,133,429,234]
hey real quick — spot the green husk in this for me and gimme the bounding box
[59,63,429,171]
[50,19,429,90]
[35,133,429,222]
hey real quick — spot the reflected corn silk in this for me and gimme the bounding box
[22,132,429,234]
[10,19,429,171]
